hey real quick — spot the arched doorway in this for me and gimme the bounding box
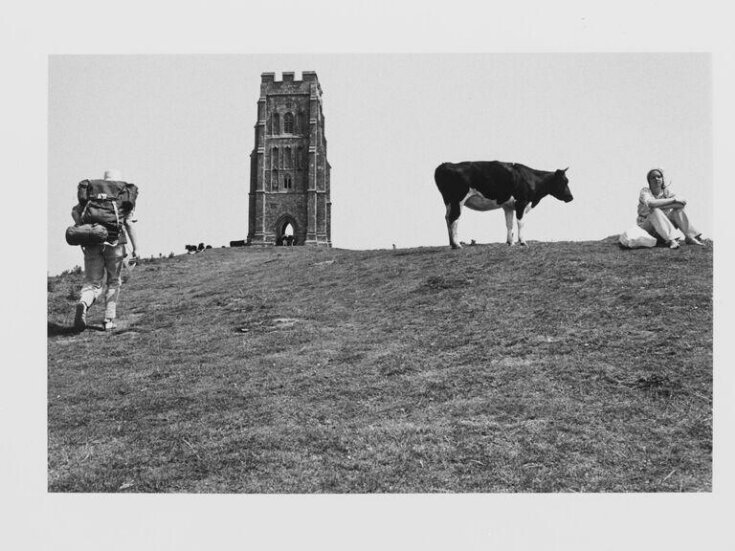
[282,223,294,246]
[274,215,299,246]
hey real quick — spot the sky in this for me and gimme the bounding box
[47,53,712,274]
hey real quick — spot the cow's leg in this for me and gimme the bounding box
[445,202,462,249]
[503,205,515,245]
[516,203,533,246]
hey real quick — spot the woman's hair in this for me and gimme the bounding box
[646,168,663,182]
[646,168,666,189]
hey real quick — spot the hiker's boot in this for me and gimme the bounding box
[74,302,87,330]
[103,319,117,332]
[668,240,680,249]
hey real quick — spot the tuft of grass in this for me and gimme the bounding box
[47,241,712,493]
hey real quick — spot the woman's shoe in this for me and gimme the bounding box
[686,236,705,246]
[103,319,117,331]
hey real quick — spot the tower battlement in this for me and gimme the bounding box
[260,72,321,94]
[261,71,319,83]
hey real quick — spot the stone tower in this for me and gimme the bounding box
[247,71,332,246]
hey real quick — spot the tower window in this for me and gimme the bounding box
[271,147,278,170]
[272,113,280,135]
[284,174,293,190]
[284,112,294,134]
[284,147,292,169]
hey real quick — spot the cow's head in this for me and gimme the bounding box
[550,167,573,202]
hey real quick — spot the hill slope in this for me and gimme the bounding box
[47,241,713,492]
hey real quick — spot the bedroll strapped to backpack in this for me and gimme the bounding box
[65,223,109,246]
[76,179,138,244]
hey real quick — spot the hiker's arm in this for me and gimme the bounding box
[124,220,138,257]
[71,204,82,225]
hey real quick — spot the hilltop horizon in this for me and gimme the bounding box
[49,235,661,276]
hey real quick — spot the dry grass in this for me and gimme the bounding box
[47,240,712,493]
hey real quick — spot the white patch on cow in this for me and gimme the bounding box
[447,188,539,247]
[458,188,520,244]
[462,187,514,212]
[516,202,534,245]
[446,203,461,247]
[503,205,515,244]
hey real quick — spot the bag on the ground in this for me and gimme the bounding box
[619,225,657,248]
[65,223,109,246]
[72,179,138,245]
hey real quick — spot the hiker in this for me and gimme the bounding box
[73,169,138,331]
[637,168,704,249]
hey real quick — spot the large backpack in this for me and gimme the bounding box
[77,179,138,243]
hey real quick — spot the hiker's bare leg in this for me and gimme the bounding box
[103,245,125,321]
[79,245,105,308]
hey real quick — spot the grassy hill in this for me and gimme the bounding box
[47,240,713,493]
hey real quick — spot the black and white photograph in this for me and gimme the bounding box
[47,53,713,494]
[4,1,735,550]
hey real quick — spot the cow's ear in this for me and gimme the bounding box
[562,167,569,173]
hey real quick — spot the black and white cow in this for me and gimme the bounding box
[434,161,573,248]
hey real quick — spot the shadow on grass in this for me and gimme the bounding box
[47,321,106,337]
[47,322,81,337]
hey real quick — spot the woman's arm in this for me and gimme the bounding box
[647,196,686,209]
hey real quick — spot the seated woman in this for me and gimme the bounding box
[637,168,704,249]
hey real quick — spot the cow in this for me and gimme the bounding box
[230,240,246,247]
[434,161,573,248]
[185,244,198,253]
